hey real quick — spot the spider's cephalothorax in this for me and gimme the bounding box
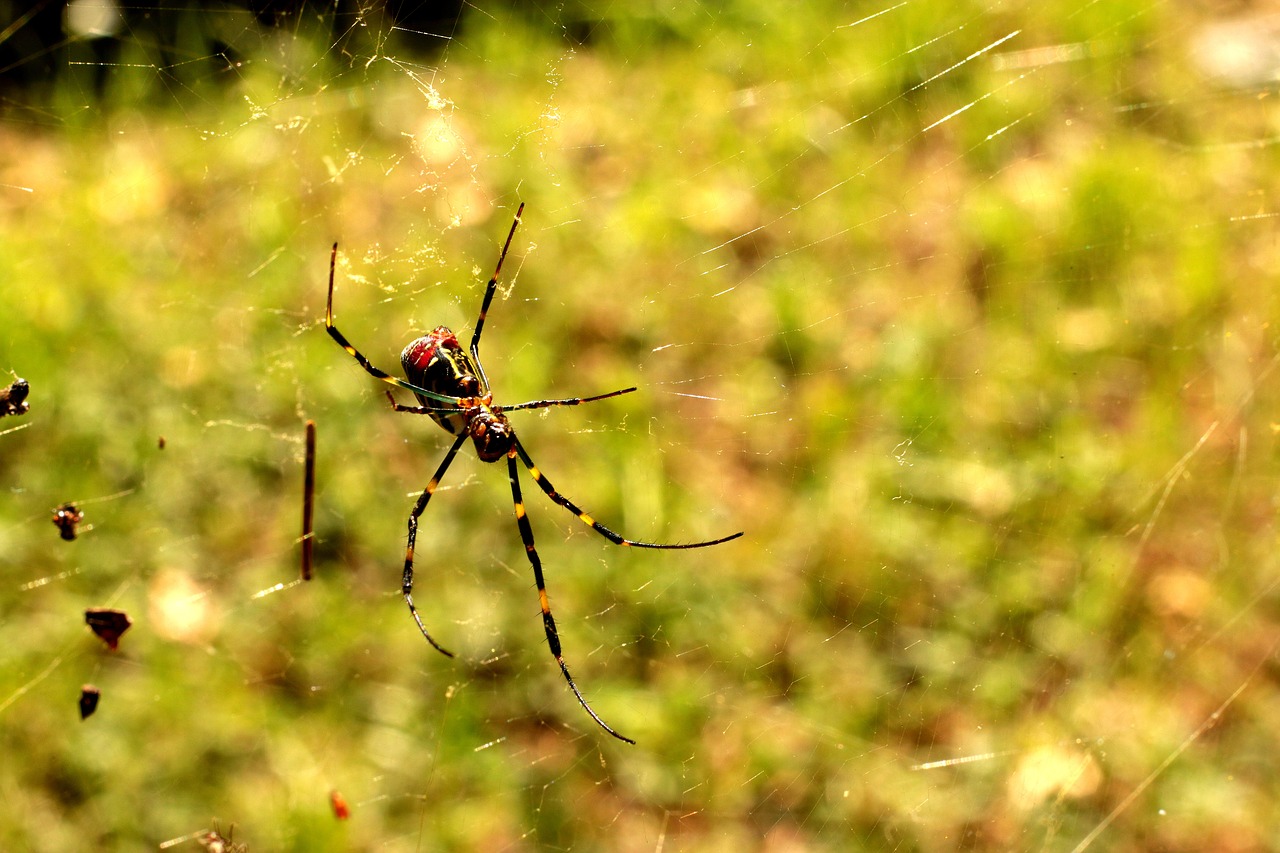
[401,328,514,462]
[325,203,743,744]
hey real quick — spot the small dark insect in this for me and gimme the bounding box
[79,684,101,719]
[52,503,84,541]
[325,203,742,743]
[85,608,132,650]
[158,435,166,449]
[301,420,317,581]
[0,377,29,417]
[329,789,350,820]
[197,825,247,853]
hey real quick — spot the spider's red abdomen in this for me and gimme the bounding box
[401,326,485,434]
[401,326,458,373]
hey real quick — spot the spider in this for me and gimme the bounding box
[325,203,742,743]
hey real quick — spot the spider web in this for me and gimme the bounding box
[1,1,1279,851]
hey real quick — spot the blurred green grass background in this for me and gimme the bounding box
[3,1,1280,850]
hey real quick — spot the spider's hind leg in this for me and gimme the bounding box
[401,432,470,658]
[512,437,743,549]
[506,453,636,745]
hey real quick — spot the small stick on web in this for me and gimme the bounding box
[301,419,317,581]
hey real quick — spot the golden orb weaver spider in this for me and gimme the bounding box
[325,203,742,744]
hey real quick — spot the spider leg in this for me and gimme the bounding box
[326,242,468,406]
[508,453,635,745]
[469,203,525,390]
[389,387,639,418]
[385,390,456,415]
[501,386,637,413]
[402,431,470,658]
[513,437,744,549]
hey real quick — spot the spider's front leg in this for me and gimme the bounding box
[325,242,471,407]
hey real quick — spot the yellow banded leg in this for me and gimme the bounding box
[513,437,743,550]
[507,454,635,745]
[402,432,469,658]
[326,242,467,406]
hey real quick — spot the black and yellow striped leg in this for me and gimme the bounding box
[326,242,465,406]
[385,391,439,415]
[388,387,639,418]
[512,437,744,550]
[470,202,525,390]
[507,453,635,745]
[501,386,638,413]
[402,432,469,658]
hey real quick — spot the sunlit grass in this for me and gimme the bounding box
[2,2,1280,851]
